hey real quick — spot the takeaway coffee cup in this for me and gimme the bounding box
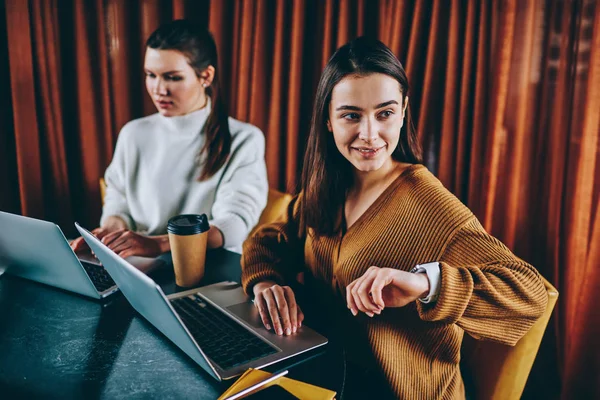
[167,214,210,287]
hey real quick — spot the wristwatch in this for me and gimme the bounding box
[410,262,441,304]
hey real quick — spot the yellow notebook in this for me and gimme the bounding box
[218,368,337,400]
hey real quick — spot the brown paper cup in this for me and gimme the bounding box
[168,231,208,287]
[167,214,210,287]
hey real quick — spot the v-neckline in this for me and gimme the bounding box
[341,164,421,236]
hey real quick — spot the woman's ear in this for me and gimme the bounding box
[402,96,409,117]
[199,65,216,88]
[326,120,333,132]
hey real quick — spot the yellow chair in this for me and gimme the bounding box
[99,177,107,206]
[461,277,558,399]
[255,189,293,228]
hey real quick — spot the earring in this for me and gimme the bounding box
[202,83,207,88]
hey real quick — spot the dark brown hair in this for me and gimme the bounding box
[299,36,423,236]
[146,20,231,180]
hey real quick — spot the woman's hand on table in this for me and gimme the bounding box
[346,266,430,317]
[253,281,304,336]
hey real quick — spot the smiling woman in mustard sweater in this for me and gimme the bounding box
[241,37,547,399]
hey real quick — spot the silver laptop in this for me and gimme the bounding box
[0,211,165,299]
[76,222,328,381]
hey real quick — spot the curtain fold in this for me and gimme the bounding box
[1,1,599,398]
[561,1,600,395]
[0,1,19,214]
[5,0,44,219]
[70,0,114,227]
[31,0,72,225]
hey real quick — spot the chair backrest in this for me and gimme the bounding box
[461,276,558,399]
[253,189,293,232]
[99,178,107,206]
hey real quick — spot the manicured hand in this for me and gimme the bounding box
[346,266,430,317]
[253,281,304,336]
[100,229,162,258]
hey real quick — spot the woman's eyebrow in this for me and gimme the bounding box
[335,99,398,112]
[374,100,398,109]
[144,69,183,74]
[335,105,362,111]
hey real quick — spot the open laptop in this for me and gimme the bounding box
[76,222,328,381]
[0,211,165,299]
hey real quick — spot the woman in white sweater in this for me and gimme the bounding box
[71,20,268,255]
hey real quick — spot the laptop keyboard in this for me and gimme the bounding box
[171,295,278,370]
[81,261,117,292]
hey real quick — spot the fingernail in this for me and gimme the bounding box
[374,309,381,315]
[278,329,283,335]
[285,328,291,335]
[351,308,358,316]
[299,322,302,327]
[293,326,297,333]
[367,312,374,317]
[265,324,271,330]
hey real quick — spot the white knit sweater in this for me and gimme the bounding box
[100,103,268,253]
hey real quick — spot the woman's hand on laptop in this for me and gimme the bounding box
[70,216,127,253]
[70,227,112,253]
[101,229,164,258]
[253,281,304,336]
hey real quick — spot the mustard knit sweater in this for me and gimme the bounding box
[241,164,548,399]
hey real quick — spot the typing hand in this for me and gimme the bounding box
[70,227,111,253]
[346,266,429,317]
[100,229,162,259]
[253,281,304,336]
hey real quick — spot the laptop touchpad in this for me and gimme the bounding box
[227,302,264,329]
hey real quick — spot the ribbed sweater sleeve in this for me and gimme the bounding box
[241,196,304,295]
[416,217,548,345]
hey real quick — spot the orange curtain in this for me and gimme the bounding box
[1,1,599,398]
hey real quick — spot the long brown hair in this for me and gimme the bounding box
[299,36,423,236]
[146,20,231,181]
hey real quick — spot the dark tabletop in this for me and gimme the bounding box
[0,250,340,400]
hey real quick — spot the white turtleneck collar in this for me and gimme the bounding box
[157,98,212,137]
